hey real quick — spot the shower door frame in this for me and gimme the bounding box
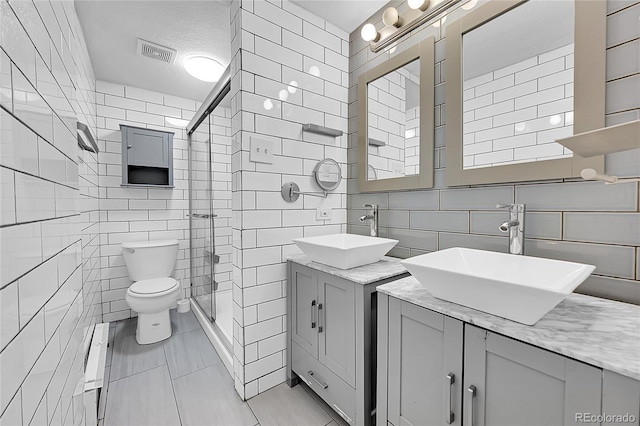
[187,67,232,353]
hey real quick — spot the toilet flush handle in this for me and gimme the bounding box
[123,247,135,253]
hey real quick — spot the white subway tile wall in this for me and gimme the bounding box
[95,81,201,322]
[230,0,349,399]
[348,0,640,303]
[462,44,575,168]
[0,0,101,425]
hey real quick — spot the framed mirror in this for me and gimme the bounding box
[358,38,435,192]
[312,158,342,191]
[445,0,606,186]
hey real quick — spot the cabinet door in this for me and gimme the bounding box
[318,273,356,388]
[463,326,602,426]
[602,371,640,426]
[291,263,318,358]
[387,298,464,426]
[125,126,170,168]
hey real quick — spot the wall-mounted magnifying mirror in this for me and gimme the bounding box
[358,38,435,192]
[313,158,342,191]
[446,0,606,185]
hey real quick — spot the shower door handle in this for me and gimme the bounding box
[186,213,218,219]
[311,300,316,329]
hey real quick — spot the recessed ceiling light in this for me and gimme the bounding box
[184,56,224,82]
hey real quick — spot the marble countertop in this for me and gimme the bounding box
[287,255,408,285]
[378,276,640,380]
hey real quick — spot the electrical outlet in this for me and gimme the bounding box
[249,137,274,164]
[316,208,332,220]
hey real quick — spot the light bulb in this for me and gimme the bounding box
[279,89,289,101]
[288,81,298,94]
[361,23,379,42]
[263,99,273,111]
[461,0,478,10]
[408,0,430,11]
[382,7,403,27]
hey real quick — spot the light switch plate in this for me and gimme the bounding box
[316,208,332,220]
[249,137,273,164]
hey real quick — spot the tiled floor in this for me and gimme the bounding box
[100,309,349,426]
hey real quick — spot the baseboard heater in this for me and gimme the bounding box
[84,323,110,425]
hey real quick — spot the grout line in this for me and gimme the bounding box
[162,340,184,426]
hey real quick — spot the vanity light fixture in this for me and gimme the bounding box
[361,0,462,52]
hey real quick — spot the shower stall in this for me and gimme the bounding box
[186,69,233,364]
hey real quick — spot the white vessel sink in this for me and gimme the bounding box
[292,233,398,270]
[401,247,595,325]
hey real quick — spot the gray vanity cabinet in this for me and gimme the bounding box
[288,260,409,426]
[290,263,356,384]
[378,294,604,426]
[463,325,602,426]
[381,297,464,426]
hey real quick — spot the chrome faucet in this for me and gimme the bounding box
[359,204,378,237]
[496,203,525,255]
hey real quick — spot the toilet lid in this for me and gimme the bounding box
[130,277,178,295]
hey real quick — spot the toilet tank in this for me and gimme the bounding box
[121,240,179,281]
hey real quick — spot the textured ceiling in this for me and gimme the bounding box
[75,0,231,102]
[289,0,389,32]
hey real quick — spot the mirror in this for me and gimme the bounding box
[463,0,574,169]
[367,59,421,180]
[446,0,605,185]
[313,158,342,191]
[358,38,435,192]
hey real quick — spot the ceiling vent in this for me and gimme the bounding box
[137,39,176,64]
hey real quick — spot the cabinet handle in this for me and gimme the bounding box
[311,300,316,328]
[445,373,455,424]
[318,303,323,333]
[467,385,477,426]
[307,370,328,389]
[127,145,133,149]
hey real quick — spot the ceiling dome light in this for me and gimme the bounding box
[382,7,403,27]
[184,56,224,82]
[361,23,380,42]
[408,0,430,11]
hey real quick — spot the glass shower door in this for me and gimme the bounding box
[188,92,233,350]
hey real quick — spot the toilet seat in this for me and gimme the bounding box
[128,277,179,297]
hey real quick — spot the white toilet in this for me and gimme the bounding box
[122,240,181,344]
